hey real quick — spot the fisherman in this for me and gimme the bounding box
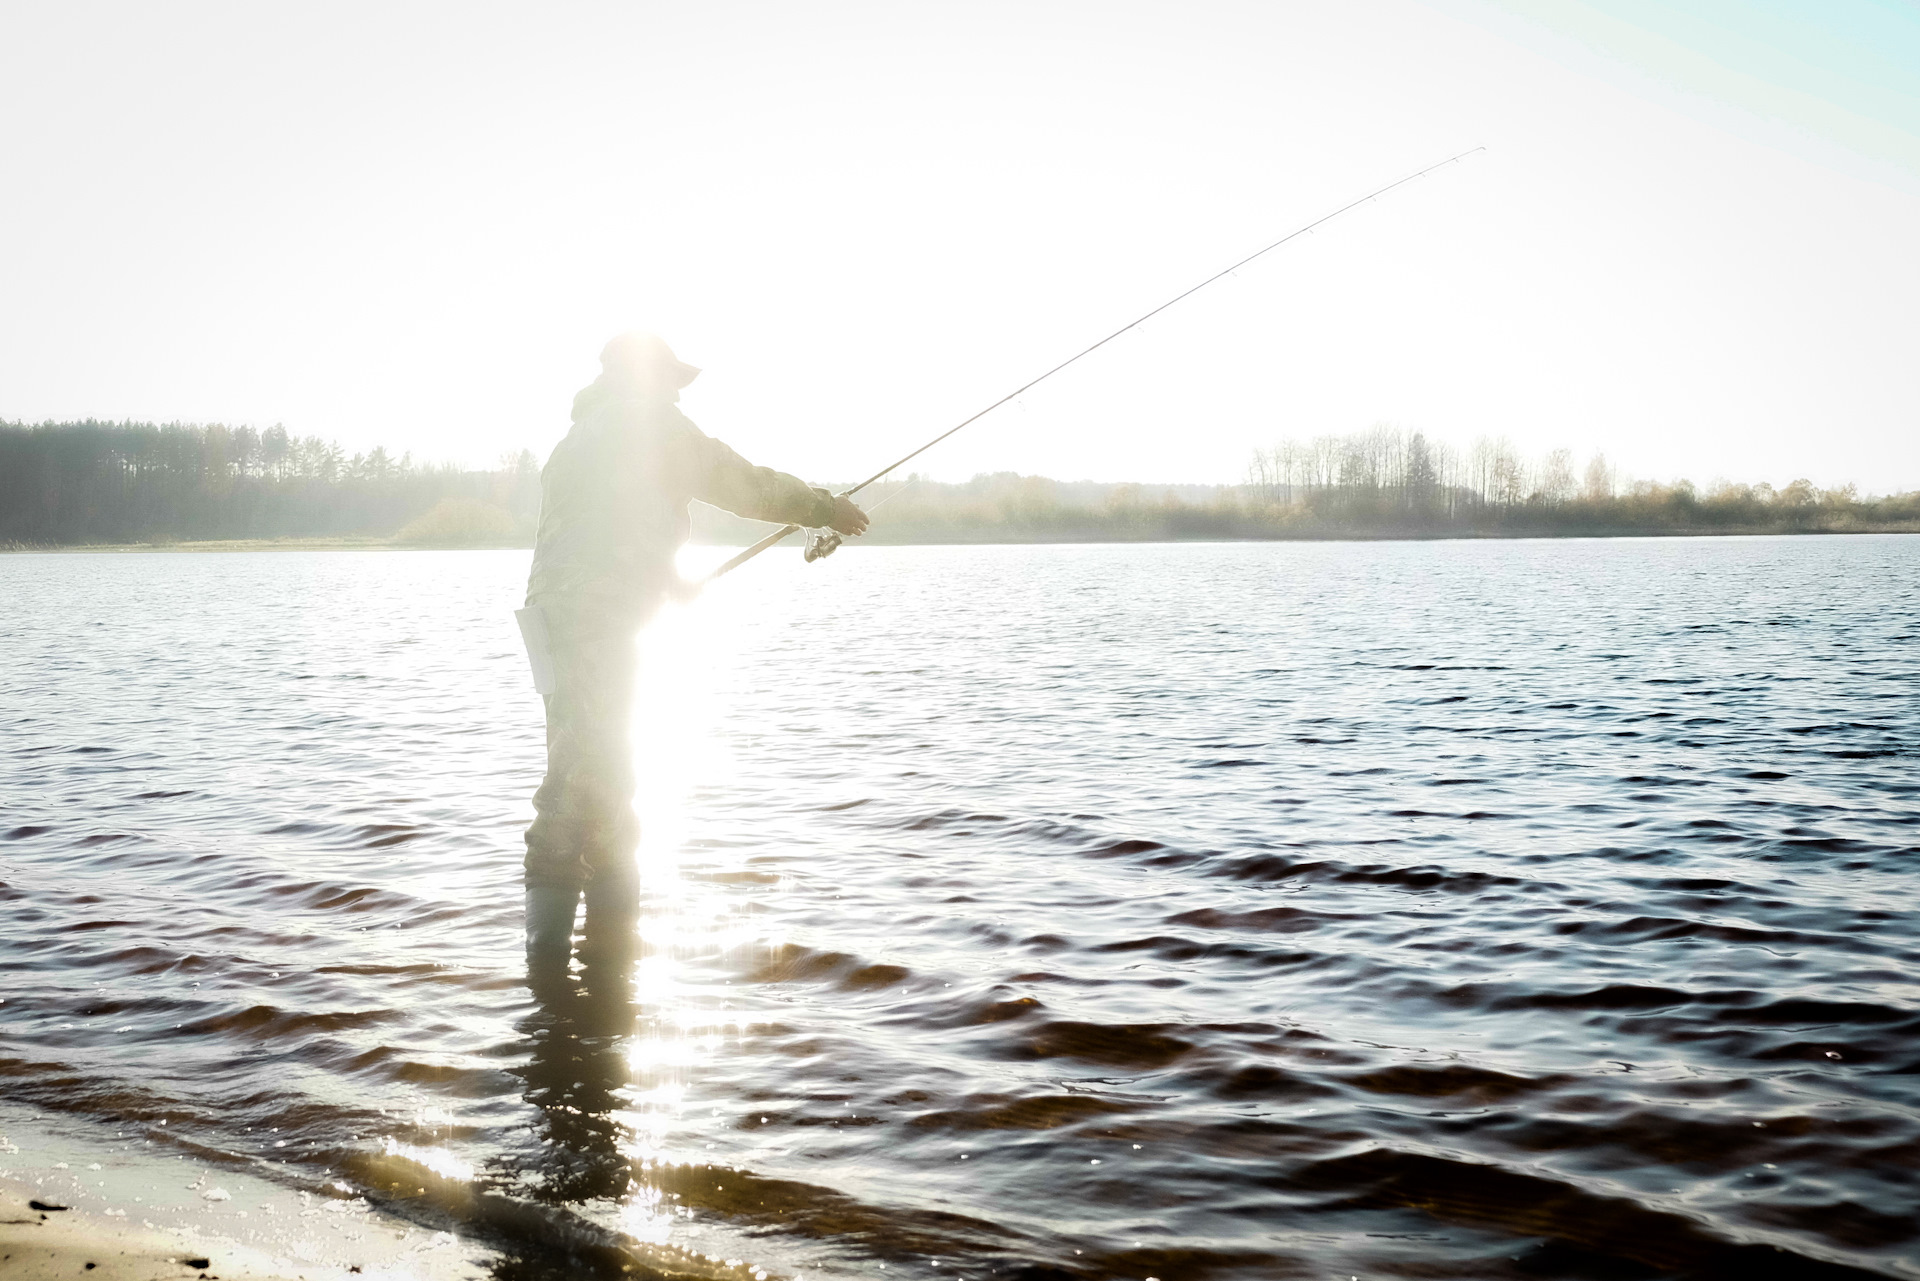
[520,332,868,966]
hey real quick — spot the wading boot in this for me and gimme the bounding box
[579,874,639,968]
[525,886,581,972]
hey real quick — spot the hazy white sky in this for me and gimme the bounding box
[3,0,1917,491]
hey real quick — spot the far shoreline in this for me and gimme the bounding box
[5,527,1920,554]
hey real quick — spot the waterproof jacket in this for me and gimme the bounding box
[525,377,836,614]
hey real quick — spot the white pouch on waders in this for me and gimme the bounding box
[515,606,556,696]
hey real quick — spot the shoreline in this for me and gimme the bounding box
[0,1103,804,1281]
[0,1103,492,1281]
[5,526,1919,554]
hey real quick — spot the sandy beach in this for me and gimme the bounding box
[2,1178,296,1280]
[0,1106,490,1281]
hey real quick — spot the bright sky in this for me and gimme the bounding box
[3,0,1917,492]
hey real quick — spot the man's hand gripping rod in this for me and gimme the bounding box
[702,147,1485,586]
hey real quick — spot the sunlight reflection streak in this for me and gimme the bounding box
[615,561,752,1246]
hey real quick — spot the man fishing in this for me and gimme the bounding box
[520,331,868,967]
[516,155,1477,970]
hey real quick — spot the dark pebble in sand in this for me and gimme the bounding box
[27,1200,67,1211]
[184,1258,210,1269]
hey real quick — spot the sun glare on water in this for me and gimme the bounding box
[613,547,779,1247]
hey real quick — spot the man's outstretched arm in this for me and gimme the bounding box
[686,430,869,535]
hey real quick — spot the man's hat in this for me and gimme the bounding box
[600,331,701,389]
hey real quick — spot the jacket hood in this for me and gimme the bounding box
[571,375,675,425]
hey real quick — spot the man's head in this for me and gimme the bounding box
[600,331,701,400]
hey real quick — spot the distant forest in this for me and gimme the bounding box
[1237,427,1918,535]
[4,420,1917,548]
[1,420,540,546]
[737,426,1920,543]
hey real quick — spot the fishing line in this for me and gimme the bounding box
[706,146,1486,582]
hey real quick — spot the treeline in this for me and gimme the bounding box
[6,420,1917,548]
[0,421,540,545]
[1239,426,1919,535]
[703,427,1918,543]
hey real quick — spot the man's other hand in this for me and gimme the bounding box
[827,495,870,537]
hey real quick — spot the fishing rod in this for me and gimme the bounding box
[706,146,1485,582]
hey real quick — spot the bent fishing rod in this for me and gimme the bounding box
[706,146,1485,582]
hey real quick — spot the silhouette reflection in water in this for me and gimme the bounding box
[516,949,640,1209]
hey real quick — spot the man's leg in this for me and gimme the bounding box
[524,668,589,966]
[524,602,641,964]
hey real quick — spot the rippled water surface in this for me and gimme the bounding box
[3,537,1918,1279]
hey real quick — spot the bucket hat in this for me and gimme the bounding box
[600,331,701,389]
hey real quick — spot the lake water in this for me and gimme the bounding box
[2,537,1917,1280]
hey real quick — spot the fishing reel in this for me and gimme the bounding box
[804,528,842,563]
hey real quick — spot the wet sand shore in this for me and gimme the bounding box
[2,1178,296,1281]
[0,1107,491,1281]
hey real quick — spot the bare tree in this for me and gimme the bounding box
[1583,452,1614,502]
[1538,448,1576,505]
